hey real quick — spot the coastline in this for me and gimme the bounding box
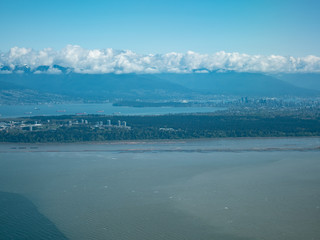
[0,136,319,153]
[1,113,320,143]
[0,135,320,145]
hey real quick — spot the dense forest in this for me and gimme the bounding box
[1,113,320,143]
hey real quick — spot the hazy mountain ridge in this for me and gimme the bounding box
[272,73,320,91]
[0,72,193,102]
[155,72,319,97]
[0,68,319,104]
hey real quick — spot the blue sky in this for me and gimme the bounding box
[1,0,320,56]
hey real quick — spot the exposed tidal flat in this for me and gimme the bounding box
[0,137,319,240]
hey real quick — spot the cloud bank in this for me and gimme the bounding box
[1,45,320,74]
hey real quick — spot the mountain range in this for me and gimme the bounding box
[0,65,319,104]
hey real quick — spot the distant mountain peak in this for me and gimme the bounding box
[1,46,320,74]
[0,64,73,74]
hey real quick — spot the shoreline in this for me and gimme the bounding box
[0,135,320,145]
[0,136,319,154]
[1,113,319,143]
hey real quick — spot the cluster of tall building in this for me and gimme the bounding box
[0,121,42,132]
[1,118,131,132]
[94,120,129,129]
[67,119,128,128]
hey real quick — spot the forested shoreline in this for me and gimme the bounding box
[1,113,320,143]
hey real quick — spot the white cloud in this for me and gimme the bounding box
[34,67,62,74]
[0,70,12,74]
[1,45,320,74]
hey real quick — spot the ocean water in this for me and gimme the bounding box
[0,103,222,118]
[0,137,319,240]
[0,191,68,240]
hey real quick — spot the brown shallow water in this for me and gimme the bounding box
[0,137,319,240]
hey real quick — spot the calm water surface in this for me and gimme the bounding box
[0,103,222,118]
[0,137,319,240]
